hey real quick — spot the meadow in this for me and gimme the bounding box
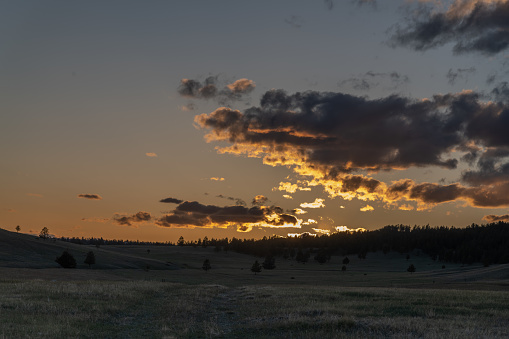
[1,229,508,338]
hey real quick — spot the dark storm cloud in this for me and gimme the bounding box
[178,77,255,104]
[483,214,509,222]
[339,71,409,91]
[390,0,509,55]
[196,87,509,208]
[446,67,476,85]
[156,200,299,229]
[113,211,151,226]
[159,197,184,204]
[77,194,102,200]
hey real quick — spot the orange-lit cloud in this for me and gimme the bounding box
[283,194,293,199]
[27,193,43,198]
[145,152,158,157]
[360,205,374,212]
[78,194,102,200]
[312,228,330,234]
[226,78,256,93]
[210,177,225,181]
[292,208,308,214]
[483,214,509,222]
[300,198,326,209]
[156,199,301,231]
[6,209,17,213]
[252,195,268,206]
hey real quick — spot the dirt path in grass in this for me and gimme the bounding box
[207,286,242,336]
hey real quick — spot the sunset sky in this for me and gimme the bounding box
[2,0,509,242]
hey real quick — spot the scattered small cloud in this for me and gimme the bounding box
[335,226,366,232]
[300,198,326,209]
[113,211,152,227]
[216,194,246,206]
[27,193,43,198]
[360,205,374,212]
[398,204,415,211]
[252,195,268,206]
[446,67,476,85]
[210,177,225,181]
[77,194,102,200]
[145,152,158,157]
[160,197,184,204]
[312,228,331,234]
[283,194,293,199]
[6,208,17,213]
[81,217,110,223]
[339,71,410,91]
[275,182,311,193]
[292,208,308,215]
[178,76,255,104]
[483,214,509,222]
[180,103,196,111]
[284,15,305,28]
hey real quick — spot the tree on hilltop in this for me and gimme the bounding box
[15,225,20,233]
[39,227,49,239]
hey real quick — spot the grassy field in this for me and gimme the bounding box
[1,228,509,338]
[1,280,508,338]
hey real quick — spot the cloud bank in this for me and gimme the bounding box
[195,87,509,210]
[156,199,301,230]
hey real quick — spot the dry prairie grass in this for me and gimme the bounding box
[1,280,508,338]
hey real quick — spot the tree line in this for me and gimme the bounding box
[178,222,509,266]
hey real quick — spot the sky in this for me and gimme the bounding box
[2,0,509,242]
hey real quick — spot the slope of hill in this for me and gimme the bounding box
[0,228,178,270]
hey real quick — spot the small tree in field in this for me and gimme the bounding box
[262,255,276,270]
[84,251,96,268]
[39,227,49,239]
[341,265,347,271]
[251,260,262,275]
[15,225,20,233]
[407,264,416,273]
[56,250,77,268]
[342,257,350,265]
[202,259,211,272]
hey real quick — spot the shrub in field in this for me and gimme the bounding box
[251,260,262,275]
[262,255,276,269]
[56,251,77,268]
[202,259,211,272]
[341,265,347,271]
[84,251,95,268]
[407,264,416,273]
